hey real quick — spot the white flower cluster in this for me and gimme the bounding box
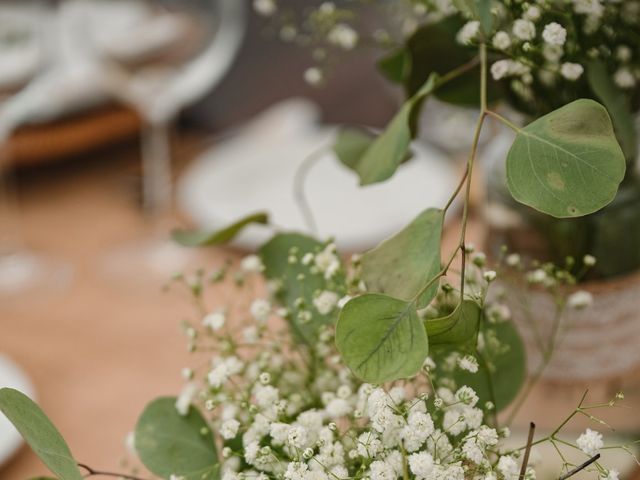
[419,0,640,106]
[165,248,626,480]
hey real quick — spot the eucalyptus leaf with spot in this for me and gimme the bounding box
[336,294,428,384]
[361,208,443,308]
[135,397,218,480]
[506,99,626,218]
[259,233,345,345]
[425,299,481,347]
[172,212,269,247]
[587,60,637,164]
[0,388,83,480]
[351,74,438,185]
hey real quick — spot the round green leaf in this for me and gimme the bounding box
[361,208,443,308]
[435,320,526,412]
[506,99,626,218]
[135,397,218,480]
[351,74,438,185]
[0,388,83,480]
[426,300,481,347]
[586,60,637,163]
[259,233,345,345]
[336,294,428,384]
[334,128,374,170]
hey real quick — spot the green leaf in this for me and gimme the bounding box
[426,300,481,347]
[259,233,345,344]
[361,208,443,308]
[0,388,83,480]
[403,18,502,106]
[354,74,438,185]
[334,128,374,170]
[336,294,428,383]
[587,60,638,163]
[172,212,269,247]
[506,99,626,218]
[453,0,493,33]
[459,321,526,411]
[377,48,411,84]
[476,0,493,33]
[135,397,218,480]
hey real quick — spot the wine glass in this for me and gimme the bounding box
[62,0,245,284]
[0,1,73,302]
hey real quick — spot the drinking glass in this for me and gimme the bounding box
[64,0,245,283]
[0,1,73,302]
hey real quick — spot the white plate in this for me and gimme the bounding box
[0,355,36,468]
[177,99,459,252]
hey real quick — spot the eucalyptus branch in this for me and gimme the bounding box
[435,56,481,88]
[558,454,601,480]
[485,110,521,132]
[459,42,488,299]
[78,463,149,480]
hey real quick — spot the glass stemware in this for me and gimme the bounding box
[0,1,73,302]
[64,0,245,284]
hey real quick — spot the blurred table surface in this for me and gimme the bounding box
[1,132,639,479]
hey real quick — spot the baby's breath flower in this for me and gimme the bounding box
[513,19,536,41]
[493,31,512,50]
[220,419,240,440]
[614,67,636,88]
[524,6,541,21]
[601,469,620,480]
[408,451,434,479]
[457,21,481,45]
[483,270,497,282]
[577,428,603,456]
[203,310,226,330]
[458,354,479,373]
[240,255,264,273]
[542,22,567,46]
[253,0,276,17]
[560,62,584,80]
[250,299,271,323]
[498,455,520,480]
[328,24,359,50]
[567,290,593,309]
[304,67,323,86]
[313,290,339,315]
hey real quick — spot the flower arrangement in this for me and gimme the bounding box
[256,0,640,277]
[1,1,639,480]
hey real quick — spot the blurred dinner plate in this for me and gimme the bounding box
[177,98,459,252]
[0,355,35,468]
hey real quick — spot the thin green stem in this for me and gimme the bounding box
[486,110,521,132]
[79,463,149,480]
[436,56,481,88]
[459,43,488,299]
